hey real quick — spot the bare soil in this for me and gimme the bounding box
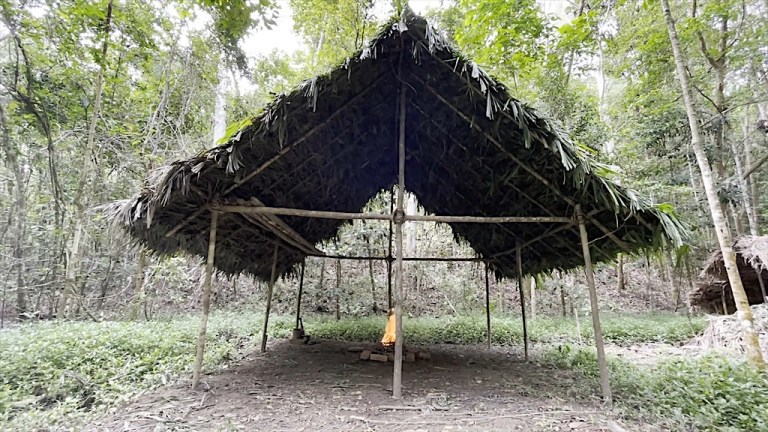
[87,340,655,432]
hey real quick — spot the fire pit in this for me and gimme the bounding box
[358,310,430,363]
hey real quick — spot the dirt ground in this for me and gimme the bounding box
[87,340,656,432]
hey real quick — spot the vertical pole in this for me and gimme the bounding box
[192,211,219,388]
[261,244,280,353]
[392,67,407,400]
[515,239,529,362]
[295,259,306,329]
[387,187,394,310]
[485,263,491,349]
[576,205,612,405]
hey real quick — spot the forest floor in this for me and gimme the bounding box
[86,340,660,432]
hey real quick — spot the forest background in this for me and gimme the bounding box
[0,0,765,330]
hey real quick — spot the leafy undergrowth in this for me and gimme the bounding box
[0,312,703,430]
[0,313,278,430]
[307,312,705,346]
[546,345,768,432]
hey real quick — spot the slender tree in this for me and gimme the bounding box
[60,0,115,317]
[661,0,765,368]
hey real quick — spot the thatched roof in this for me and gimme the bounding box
[690,236,768,314]
[107,10,684,281]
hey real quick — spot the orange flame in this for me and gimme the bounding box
[381,310,397,346]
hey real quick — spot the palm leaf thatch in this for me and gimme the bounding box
[106,9,684,281]
[690,235,768,314]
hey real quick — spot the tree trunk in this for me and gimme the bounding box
[530,276,536,320]
[335,259,341,320]
[406,194,417,311]
[560,283,567,318]
[365,237,378,311]
[130,249,147,320]
[319,259,325,291]
[414,275,420,317]
[0,100,27,316]
[522,276,531,302]
[739,115,760,235]
[368,260,378,311]
[645,255,653,310]
[662,0,765,368]
[684,255,695,314]
[617,254,625,291]
[60,0,114,318]
[743,116,761,234]
[667,249,681,311]
[729,202,743,235]
[96,256,114,311]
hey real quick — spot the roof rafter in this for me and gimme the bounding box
[413,74,633,254]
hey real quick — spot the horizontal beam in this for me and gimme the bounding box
[306,254,486,262]
[407,214,572,224]
[215,205,391,220]
[213,205,571,224]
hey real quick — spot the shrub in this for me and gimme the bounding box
[545,346,768,431]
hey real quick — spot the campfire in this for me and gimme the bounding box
[358,309,430,363]
[381,309,397,348]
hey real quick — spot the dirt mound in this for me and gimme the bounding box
[690,304,768,357]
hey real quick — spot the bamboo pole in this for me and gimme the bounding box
[407,214,571,223]
[240,213,317,256]
[295,259,306,329]
[214,205,570,224]
[388,188,394,310]
[392,64,407,400]
[192,211,219,389]
[515,240,529,362]
[305,254,486,262]
[576,205,612,405]
[241,209,321,255]
[386,259,393,310]
[260,244,280,353]
[485,263,491,349]
[413,75,634,251]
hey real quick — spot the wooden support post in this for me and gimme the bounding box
[387,260,393,310]
[392,64,407,400]
[577,205,612,405]
[387,188,394,310]
[192,211,218,389]
[295,259,306,329]
[515,240,529,362]
[485,263,491,349]
[261,244,280,353]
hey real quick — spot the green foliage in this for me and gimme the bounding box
[0,312,708,429]
[193,0,278,70]
[547,347,768,431]
[0,313,267,429]
[306,313,705,346]
[453,0,550,80]
[290,0,380,71]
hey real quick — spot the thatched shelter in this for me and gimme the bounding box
[691,236,768,314]
[108,9,684,402]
